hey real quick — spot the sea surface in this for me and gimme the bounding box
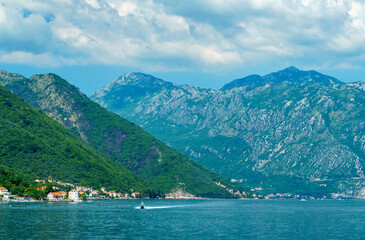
[1,199,364,239]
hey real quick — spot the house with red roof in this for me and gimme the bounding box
[108,191,117,197]
[0,187,9,199]
[132,192,140,198]
[47,191,66,201]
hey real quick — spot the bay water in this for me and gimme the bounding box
[1,199,364,239]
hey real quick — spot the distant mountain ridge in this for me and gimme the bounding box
[221,66,342,91]
[91,67,365,196]
[0,70,247,198]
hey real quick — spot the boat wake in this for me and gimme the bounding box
[135,205,187,210]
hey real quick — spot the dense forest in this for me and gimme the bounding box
[0,85,152,193]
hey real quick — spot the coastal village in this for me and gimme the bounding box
[0,178,142,202]
[2,177,362,202]
[1,176,250,202]
[214,181,248,198]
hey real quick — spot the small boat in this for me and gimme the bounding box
[140,202,145,209]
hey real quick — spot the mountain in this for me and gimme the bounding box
[0,70,246,198]
[91,67,365,196]
[0,84,150,193]
[221,66,341,91]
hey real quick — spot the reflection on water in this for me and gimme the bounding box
[1,199,365,240]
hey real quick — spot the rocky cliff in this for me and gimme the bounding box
[92,67,365,196]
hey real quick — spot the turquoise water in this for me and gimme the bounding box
[1,199,364,239]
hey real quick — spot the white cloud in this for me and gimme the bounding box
[0,0,364,72]
[0,3,53,53]
[329,1,365,53]
[85,0,101,9]
[0,51,80,67]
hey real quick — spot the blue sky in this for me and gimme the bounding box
[1,0,365,95]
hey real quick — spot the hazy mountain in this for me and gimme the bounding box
[91,67,365,196]
[0,84,151,193]
[0,70,247,198]
[221,66,341,91]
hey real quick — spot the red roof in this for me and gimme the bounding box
[50,191,66,196]
[0,187,7,191]
[50,192,62,196]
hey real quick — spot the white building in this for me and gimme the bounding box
[47,192,63,201]
[68,189,80,202]
[108,191,117,197]
[0,187,10,199]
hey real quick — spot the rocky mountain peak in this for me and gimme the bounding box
[91,72,177,102]
[281,66,300,72]
[221,66,343,91]
[114,72,172,87]
[0,70,27,84]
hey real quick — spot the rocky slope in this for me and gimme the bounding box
[92,67,365,196]
[0,70,247,198]
[0,85,151,193]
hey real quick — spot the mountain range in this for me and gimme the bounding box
[91,67,365,196]
[0,70,246,198]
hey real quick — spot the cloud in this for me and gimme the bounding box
[0,0,364,72]
[0,3,53,53]
[0,51,79,67]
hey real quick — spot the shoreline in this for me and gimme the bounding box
[2,197,365,204]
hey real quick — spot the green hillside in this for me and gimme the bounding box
[0,71,247,198]
[0,85,151,193]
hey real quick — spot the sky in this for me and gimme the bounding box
[1,0,365,95]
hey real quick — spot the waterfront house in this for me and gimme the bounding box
[91,190,99,198]
[132,192,140,198]
[47,192,63,201]
[68,189,80,202]
[0,187,9,199]
[108,191,117,197]
[101,187,107,193]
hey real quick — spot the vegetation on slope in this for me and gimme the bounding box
[0,71,247,198]
[0,85,151,193]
